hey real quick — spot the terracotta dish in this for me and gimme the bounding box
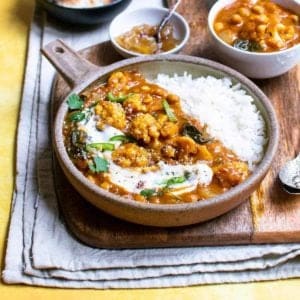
[42,39,279,227]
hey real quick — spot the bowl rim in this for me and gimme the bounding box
[109,6,190,57]
[53,54,279,214]
[39,0,126,11]
[208,0,300,57]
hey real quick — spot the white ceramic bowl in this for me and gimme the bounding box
[109,7,190,58]
[208,0,300,79]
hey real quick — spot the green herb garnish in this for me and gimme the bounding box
[67,94,84,110]
[86,142,115,152]
[164,176,187,187]
[182,123,212,144]
[107,92,129,103]
[162,99,177,122]
[68,111,85,122]
[140,189,156,198]
[233,39,262,52]
[88,157,109,173]
[109,135,135,143]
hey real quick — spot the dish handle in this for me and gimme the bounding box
[41,39,100,89]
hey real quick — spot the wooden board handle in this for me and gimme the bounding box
[42,39,100,89]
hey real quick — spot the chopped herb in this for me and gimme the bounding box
[233,39,262,52]
[86,142,115,152]
[162,99,177,122]
[68,111,85,122]
[109,135,135,143]
[140,189,156,198]
[182,123,212,144]
[88,157,109,173]
[164,176,186,187]
[67,94,84,110]
[107,92,130,103]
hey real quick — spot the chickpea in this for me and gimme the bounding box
[149,197,160,204]
[183,193,199,203]
[276,23,285,32]
[283,26,295,40]
[257,24,267,34]
[100,181,111,190]
[250,31,257,40]
[252,5,264,14]
[133,194,147,203]
[141,85,151,92]
[290,14,299,24]
[167,93,180,103]
[107,71,128,89]
[152,87,168,98]
[218,29,237,45]
[231,14,243,25]
[254,14,268,24]
[160,121,179,138]
[266,37,284,49]
[238,7,250,17]
[214,22,224,32]
[143,94,153,104]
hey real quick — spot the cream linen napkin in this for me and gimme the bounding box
[3,0,300,288]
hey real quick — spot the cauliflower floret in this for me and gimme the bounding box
[112,143,150,168]
[129,113,160,143]
[123,93,147,113]
[95,101,126,130]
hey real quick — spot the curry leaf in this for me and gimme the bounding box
[182,123,212,144]
[233,39,262,52]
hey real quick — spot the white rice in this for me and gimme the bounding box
[155,73,267,169]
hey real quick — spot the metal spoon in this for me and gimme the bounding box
[155,0,182,44]
[279,153,300,194]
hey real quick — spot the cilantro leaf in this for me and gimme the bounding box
[88,157,109,173]
[67,94,84,110]
[140,189,156,198]
[164,176,186,187]
[68,111,85,122]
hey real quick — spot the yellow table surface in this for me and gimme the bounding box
[0,0,299,299]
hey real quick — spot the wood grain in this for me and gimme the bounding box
[52,0,300,248]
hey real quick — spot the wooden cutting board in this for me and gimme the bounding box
[52,0,300,248]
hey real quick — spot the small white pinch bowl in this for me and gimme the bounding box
[109,7,190,58]
[208,0,300,79]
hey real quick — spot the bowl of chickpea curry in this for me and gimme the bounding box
[42,39,278,227]
[208,0,300,78]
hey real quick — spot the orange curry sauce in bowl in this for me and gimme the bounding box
[63,70,251,205]
[213,0,300,52]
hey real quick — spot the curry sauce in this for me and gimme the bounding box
[214,0,300,52]
[63,70,250,204]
